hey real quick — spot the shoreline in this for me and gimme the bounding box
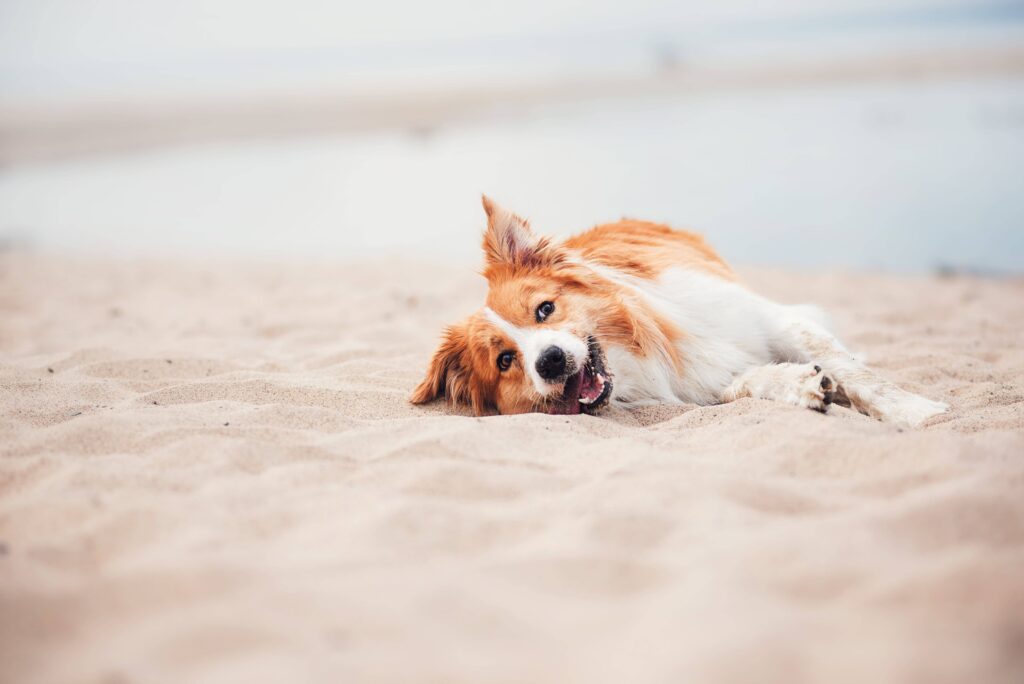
[2,45,1023,167]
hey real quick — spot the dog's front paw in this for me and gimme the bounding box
[795,364,836,413]
[724,362,842,415]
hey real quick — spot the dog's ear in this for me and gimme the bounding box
[410,322,476,409]
[481,195,560,268]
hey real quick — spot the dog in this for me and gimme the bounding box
[411,196,947,428]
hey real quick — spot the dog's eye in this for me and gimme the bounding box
[497,351,515,372]
[535,301,555,322]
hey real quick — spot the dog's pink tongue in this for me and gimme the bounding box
[548,372,583,415]
[579,370,605,403]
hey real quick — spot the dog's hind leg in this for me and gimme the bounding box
[770,307,947,429]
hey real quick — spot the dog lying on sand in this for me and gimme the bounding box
[412,197,947,428]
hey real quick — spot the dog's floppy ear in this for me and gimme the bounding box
[410,322,476,409]
[481,195,560,268]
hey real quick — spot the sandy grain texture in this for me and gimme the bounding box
[1,253,1023,684]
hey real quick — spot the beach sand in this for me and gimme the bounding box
[1,252,1023,684]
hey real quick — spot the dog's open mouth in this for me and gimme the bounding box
[547,339,612,415]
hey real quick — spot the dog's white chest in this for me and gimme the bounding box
[606,267,781,406]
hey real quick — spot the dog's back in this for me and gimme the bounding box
[563,220,735,282]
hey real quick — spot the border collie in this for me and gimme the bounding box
[411,197,947,428]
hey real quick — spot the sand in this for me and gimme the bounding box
[1,252,1023,684]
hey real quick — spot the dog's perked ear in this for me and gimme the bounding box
[481,195,562,268]
[410,322,479,411]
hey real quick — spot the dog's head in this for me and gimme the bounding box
[411,197,613,415]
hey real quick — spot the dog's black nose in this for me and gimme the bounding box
[536,346,567,380]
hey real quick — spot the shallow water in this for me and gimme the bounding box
[1,77,1022,273]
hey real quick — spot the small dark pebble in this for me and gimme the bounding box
[47,367,54,374]
[165,359,172,364]
[0,542,8,556]
[71,411,83,417]
[223,422,230,427]
[152,401,159,405]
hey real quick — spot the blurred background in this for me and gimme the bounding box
[1,0,1022,273]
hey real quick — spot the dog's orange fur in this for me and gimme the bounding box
[411,199,730,415]
[564,220,736,281]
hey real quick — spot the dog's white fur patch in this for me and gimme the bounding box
[482,306,589,397]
